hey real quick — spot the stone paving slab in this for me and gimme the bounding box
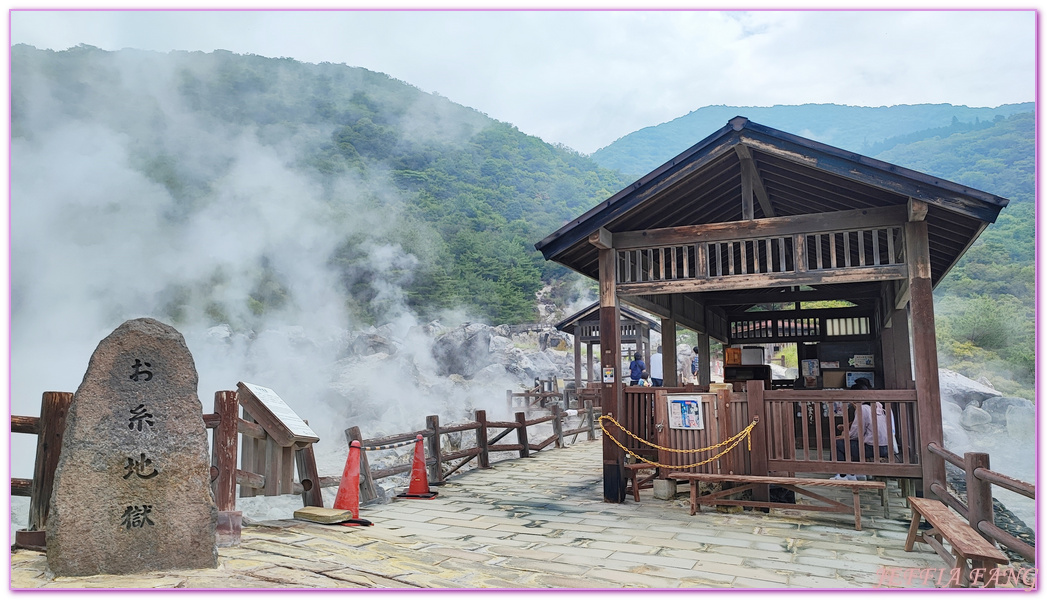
[10,440,985,590]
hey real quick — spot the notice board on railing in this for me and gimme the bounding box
[667,393,713,430]
[237,381,320,447]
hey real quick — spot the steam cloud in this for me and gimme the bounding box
[10,48,521,479]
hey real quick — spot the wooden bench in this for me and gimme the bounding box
[904,496,1009,587]
[668,472,886,530]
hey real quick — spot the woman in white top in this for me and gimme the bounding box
[834,380,897,478]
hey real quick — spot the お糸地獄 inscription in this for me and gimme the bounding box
[46,318,218,576]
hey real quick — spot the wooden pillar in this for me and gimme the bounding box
[573,324,583,390]
[475,410,490,468]
[294,443,324,508]
[426,415,444,484]
[211,391,239,512]
[747,380,769,502]
[698,332,711,386]
[27,391,73,531]
[552,404,564,449]
[881,309,914,390]
[892,308,914,388]
[586,341,595,386]
[515,411,530,458]
[239,410,256,498]
[661,315,678,387]
[597,245,625,502]
[964,452,994,541]
[905,220,946,498]
[880,316,899,390]
[345,426,378,503]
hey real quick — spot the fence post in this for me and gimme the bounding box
[506,390,513,414]
[295,418,323,509]
[747,380,769,503]
[345,426,378,504]
[27,391,73,532]
[715,388,732,475]
[476,410,490,468]
[964,451,994,542]
[426,415,443,484]
[585,400,596,441]
[515,411,530,458]
[212,390,239,513]
[553,404,564,449]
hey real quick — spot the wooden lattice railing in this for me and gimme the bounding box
[616,225,905,284]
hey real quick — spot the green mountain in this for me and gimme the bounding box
[11,44,629,326]
[591,103,1034,179]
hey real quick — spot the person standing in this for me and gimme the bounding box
[649,346,663,386]
[628,352,645,386]
[690,346,701,384]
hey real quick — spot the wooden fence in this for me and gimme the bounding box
[927,443,1035,563]
[345,402,600,504]
[613,380,1034,563]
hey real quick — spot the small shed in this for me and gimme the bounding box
[555,302,661,390]
[536,116,1009,502]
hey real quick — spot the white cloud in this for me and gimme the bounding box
[9,9,1034,154]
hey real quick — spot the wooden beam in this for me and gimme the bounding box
[703,284,883,305]
[739,130,1005,223]
[589,227,614,250]
[613,205,906,250]
[741,155,755,220]
[908,198,929,222]
[736,144,775,217]
[619,294,706,333]
[617,264,908,296]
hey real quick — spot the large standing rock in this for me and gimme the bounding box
[46,318,217,576]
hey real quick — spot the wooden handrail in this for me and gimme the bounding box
[925,442,1035,564]
[349,404,602,491]
[974,467,1035,499]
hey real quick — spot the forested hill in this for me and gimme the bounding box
[591,102,1034,178]
[11,44,630,326]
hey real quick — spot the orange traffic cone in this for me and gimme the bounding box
[396,434,438,499]
[333,440,373,526]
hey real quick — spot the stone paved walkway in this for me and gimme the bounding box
[12,440,963,589]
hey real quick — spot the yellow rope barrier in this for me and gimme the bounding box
[598,414,760,470]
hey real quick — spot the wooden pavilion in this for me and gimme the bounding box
[555,301,661,390]
[535,117,1009,503]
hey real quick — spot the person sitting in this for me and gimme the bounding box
[833,379,895,480]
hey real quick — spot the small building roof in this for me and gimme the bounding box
[554,301,662,334]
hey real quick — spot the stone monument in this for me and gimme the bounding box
[46,318,218,576]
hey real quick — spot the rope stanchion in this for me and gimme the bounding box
[598,415,760,471]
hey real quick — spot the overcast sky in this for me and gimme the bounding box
[9,8,1036,154]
